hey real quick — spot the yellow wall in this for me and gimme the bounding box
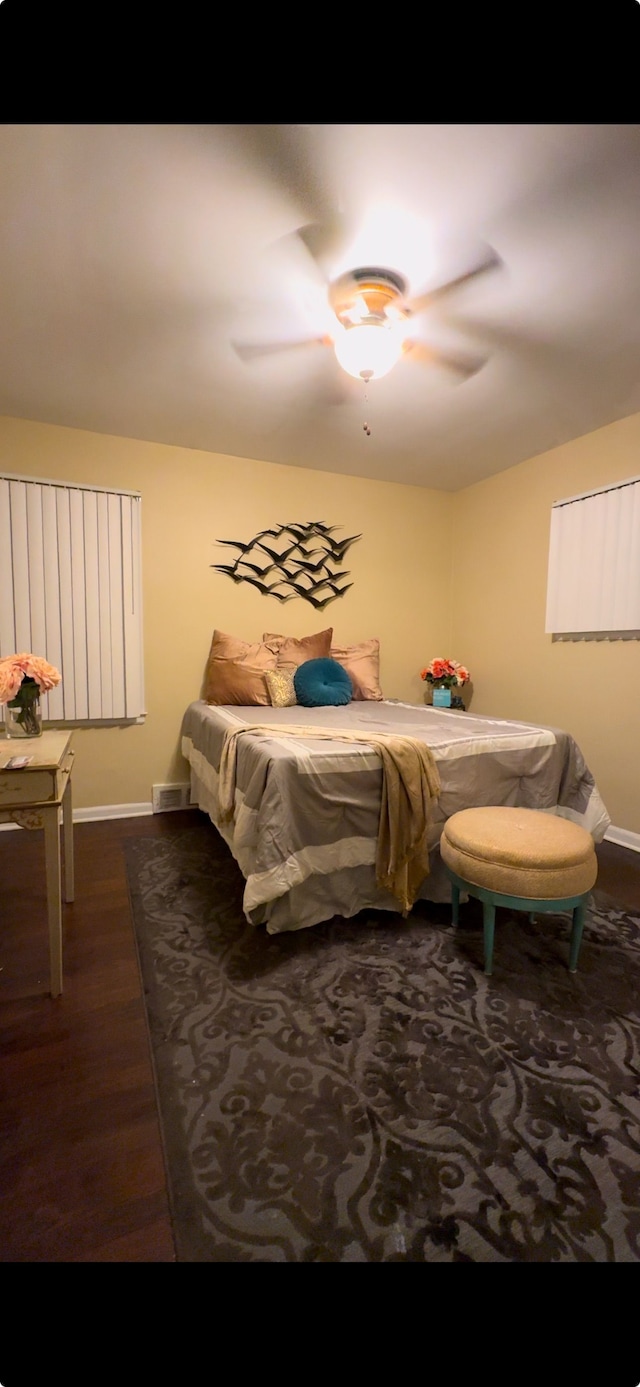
[0,416,453,810]
[2,411,639,834]
[451,412,640,834]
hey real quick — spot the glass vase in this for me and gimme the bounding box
[4,697,43,738]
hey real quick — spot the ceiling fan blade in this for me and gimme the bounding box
[439,314,597,378]
[293,212,351,273]
[403,339,488,378]
[219,125,352,272]
[219,125,334,226]
[269,208,355,298]
[404,245,503,317]
[233,334,354,406]
[233,334,331,363]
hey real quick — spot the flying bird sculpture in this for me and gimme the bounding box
[211,521,362,607]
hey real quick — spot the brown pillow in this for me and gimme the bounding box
[203,629,277,705]
[205,662,274,705]
[330,639,384,701]
[262,627,333,673]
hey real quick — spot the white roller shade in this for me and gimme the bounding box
[0,473,145,722]
[545,475,640,636]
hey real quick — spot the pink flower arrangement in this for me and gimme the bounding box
[0,653,61,703]
[0,653,61,736]
[420,657,470,689]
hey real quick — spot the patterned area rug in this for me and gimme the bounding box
[124,816,640,1262]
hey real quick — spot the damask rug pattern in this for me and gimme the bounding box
[124,818,640,1262]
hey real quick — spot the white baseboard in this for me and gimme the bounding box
[0,801,198,831]
[1,803,638,851]
[75,802,154,822]
[76,802,197,821]
[604,825,640,853]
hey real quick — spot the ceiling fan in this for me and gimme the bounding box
[223,125,503,390]
[233,245,503,387]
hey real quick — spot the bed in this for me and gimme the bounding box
[180,698,611,935]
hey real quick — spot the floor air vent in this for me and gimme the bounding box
[152,783,192,813]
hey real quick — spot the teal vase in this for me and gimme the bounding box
[433,684,452,708]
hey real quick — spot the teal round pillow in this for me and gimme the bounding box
[294,657,353,707]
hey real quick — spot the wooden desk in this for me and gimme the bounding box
[0,730,75,997]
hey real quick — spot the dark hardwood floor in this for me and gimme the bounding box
[0,810,186,1263]
[0,810,638,1262]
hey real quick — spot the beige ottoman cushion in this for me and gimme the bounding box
[440,806,597,900]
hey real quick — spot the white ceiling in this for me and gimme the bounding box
[1,123,640,492]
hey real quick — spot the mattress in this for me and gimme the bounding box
[180,699,611,935]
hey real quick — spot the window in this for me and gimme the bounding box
[0,473,145,722]
[545,475,640,638]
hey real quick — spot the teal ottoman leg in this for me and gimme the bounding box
[483,901,496,976]
[451,882,460,926]
[569,899,587,973]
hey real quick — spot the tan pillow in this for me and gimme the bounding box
[262,627,333,673]
[330,639,384,701]
[206,663,274,705]
[203,629,277,705]
[265,669,297,708]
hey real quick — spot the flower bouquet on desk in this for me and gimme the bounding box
[0,653,61,738]
[420,657,470,709]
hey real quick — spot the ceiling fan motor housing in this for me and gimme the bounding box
[329,268,410,328]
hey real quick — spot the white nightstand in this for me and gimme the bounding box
[0,730,75,997]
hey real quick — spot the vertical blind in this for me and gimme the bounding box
[0,473,145,721]
[545,475,640,636]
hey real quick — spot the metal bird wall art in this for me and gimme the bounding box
[211,521,362,609]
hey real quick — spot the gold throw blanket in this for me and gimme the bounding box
[217,723,441,915]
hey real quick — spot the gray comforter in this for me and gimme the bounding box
[180,699,611,935]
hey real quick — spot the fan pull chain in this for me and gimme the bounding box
[361,370,372,436]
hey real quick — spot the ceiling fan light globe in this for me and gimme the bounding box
[333,322,404,381]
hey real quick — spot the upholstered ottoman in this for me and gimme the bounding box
[440,806,598,975]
